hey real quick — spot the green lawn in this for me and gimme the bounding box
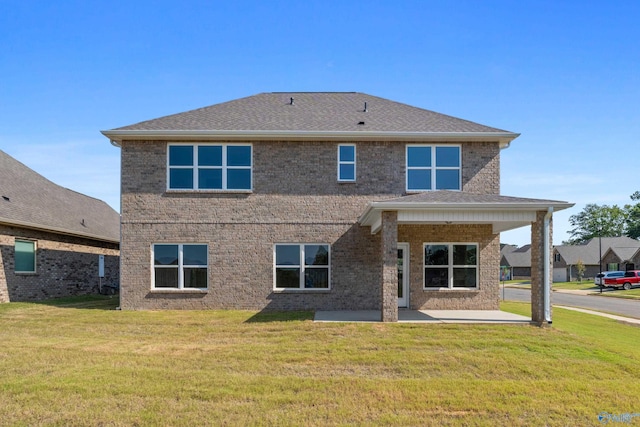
[1,296,639,426]
[597,287,640,300]
[551,280,598,291]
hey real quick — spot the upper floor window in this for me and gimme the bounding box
[168,144,252,191]
[406,145,461,191]
[15,239,36,273]
[153,243,208,289]
[337,144,356,182]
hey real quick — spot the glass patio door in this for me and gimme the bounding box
[397,243,409,307]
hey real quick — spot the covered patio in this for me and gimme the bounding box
[358,191,574,325]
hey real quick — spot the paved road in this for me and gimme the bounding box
[501,287,640,319]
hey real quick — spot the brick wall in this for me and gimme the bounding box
[119,139,501,311]
[0,224,119,302]
[398,224,500,310]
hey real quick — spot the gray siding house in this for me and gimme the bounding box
[0,150,120,302]
[102,92,572,323]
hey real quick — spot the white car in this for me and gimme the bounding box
[594,271,625,287]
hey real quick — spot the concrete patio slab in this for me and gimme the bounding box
[314,309,531,324]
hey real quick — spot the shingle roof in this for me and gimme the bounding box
[0,150,120,242]
[607,246,640,262]
[555,237,640,265]
[106,92,516,135]
[501,245,531,268]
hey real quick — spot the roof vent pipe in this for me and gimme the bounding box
[290,97,294,105]
[364,102,367,112]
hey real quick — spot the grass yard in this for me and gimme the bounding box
[1,296,639,426]
[551,281,599,291]
[597,287,640,300]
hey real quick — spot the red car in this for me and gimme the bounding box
[603,270,640,290]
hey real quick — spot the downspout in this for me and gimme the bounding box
[544,207,553,323]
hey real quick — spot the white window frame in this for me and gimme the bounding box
[406,145,461,192]
[273,243,331,290]
[423,242,478,290]
[14,239,36,274]
[152,243,208,290]
[337,144,356,182]
[167,143,253,191]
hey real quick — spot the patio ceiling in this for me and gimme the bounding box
[359,191,574,234]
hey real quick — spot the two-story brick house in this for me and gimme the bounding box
[102,92,572,323]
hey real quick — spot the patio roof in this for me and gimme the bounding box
[359,191,574,234]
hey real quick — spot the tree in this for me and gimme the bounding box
[565,203,628,245]
[575,259,586,282]
[626,191,640,239]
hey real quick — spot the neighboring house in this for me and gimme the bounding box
[500,244,531,280]
[102,92,573,323]
[0,150,120,302]
[553,236,640,282]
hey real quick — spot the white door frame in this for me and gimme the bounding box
[398,242,409,308]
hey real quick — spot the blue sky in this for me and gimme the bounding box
[1,1,638,246]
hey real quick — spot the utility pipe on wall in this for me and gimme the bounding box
[543,207,553,323]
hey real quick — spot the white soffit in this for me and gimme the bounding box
[368,210,537,234]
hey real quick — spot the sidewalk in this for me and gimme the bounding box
[554,306,640,326]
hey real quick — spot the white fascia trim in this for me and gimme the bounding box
[0,217,120,244]
[101,130,520,146]
[359,201,573,224]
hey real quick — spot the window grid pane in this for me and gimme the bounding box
[227,146,252,166]
[169,146,194,166]
[339,145,355,162]
[169,168,194,189]
[198,146,222,166]
[339,164,355,181]
[276,268,301,288]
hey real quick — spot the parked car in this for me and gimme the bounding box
[603,270,640,290]
[595,271,625,287]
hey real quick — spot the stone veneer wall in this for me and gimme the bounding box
[119,139,500,311]
[0,224,119,302]
[398,224,500,310]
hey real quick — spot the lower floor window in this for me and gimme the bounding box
[274,244,330,289]
[153,244,208,289]
[424,243,478,289]
[15,239,36,273]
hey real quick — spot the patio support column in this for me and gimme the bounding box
[531,209,553,326]
[380,210,398,322]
